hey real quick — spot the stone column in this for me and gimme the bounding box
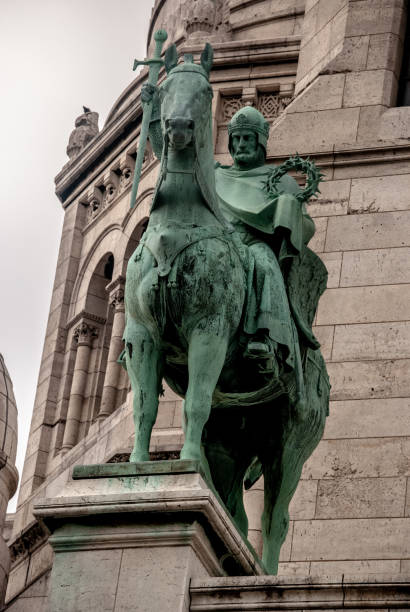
[61,322,98,452]
[98,278,125,419]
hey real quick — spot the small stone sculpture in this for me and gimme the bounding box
[123,40,329,573]
[66,106,99,160]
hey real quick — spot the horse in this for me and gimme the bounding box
[123,43,330,573]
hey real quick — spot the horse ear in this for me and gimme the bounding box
[165,44,178,74]
[200,43,214,76]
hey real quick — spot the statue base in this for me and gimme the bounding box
[34,460,264,612]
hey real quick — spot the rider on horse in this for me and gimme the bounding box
[143,87,325,403]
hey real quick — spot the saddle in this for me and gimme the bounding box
[136,223,234,278]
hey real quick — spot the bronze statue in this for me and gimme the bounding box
[123,40,330,573]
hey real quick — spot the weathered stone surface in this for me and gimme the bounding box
[332,322,410,361]
[350,174,410,213]
[5,572,50,611]
[379,106,410,140]
[343,70,396,108]
[269,108,360,156]
[190,574,410,610]
[277,561,311,575]
[316,476,406,519]
[346,0,406,38]
[357,105,388,142]
[291,517,410,561]
[6,561,29,603]
[367,33,403,74]
[303,436,410,480]
[312,559,401,575]
[312,325,334,361]
[325,211,410,251]
[327,359,410,400]
[289,479,318,520]
[308,179,350,218]
[340,247,410,287]
[319,252,342,288]
[309,216,328,252]
[287,74,345,113]
[324,398,410,439]
[326,35,369,73]
[317,284,410,324]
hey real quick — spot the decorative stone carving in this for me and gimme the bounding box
[182,0,216,35]
[66,106,99,160]
[258,93,292,118]
[220,94,244,121]
[220,92,293,122]
[73,322,98,345]
[9,521,47,564]
[110,288,124,310]
[118,165,133,195]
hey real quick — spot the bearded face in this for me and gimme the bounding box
[230,129,265,170]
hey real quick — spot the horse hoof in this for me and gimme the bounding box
[129,451,150,463]
[180,446,201,462]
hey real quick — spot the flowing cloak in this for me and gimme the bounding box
[215,164,328,350]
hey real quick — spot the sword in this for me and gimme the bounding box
[130,29,168,208]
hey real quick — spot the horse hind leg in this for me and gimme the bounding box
[124,319,163,462]
[180,324,229,462]
[261,406,326,573]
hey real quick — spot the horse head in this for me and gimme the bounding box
[159,43,214,153]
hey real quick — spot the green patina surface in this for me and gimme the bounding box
[72,459,202,479]
[116,37,330,574]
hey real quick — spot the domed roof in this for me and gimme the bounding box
[0,354,18,464]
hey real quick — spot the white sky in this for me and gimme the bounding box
[0,0,155,510]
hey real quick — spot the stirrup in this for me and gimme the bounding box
[244,340,274,360]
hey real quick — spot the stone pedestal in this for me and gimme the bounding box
[33,460,264,612]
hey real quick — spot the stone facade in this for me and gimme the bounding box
[0,356,19,607]
[5,0,410,608]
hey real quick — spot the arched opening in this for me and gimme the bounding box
[123,217,149,273]
[61,252,115,452]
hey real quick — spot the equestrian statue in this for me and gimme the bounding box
[122,32,330,573]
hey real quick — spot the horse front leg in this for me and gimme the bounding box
[124,319,163,462]
[180,324,229,462]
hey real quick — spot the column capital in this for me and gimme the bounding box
[106,276,126,311]
[73,322,98,346]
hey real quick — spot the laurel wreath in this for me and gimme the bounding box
[264,154,325,203]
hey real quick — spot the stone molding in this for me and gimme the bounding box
[230,2,305,33]
[190,574,410,610]
[66,309,106,332]
[33,467,264,577]
[9,520,48,565]
[49,522,223,576]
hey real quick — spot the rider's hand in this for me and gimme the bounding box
[141,83,157,104]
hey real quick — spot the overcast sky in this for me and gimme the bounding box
[1,0,155,510]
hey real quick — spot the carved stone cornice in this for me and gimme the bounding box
[66,310,106,332]
[9,520,48,565]
[105,275,126,294]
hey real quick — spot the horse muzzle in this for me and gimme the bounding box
[165,117,194,149]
